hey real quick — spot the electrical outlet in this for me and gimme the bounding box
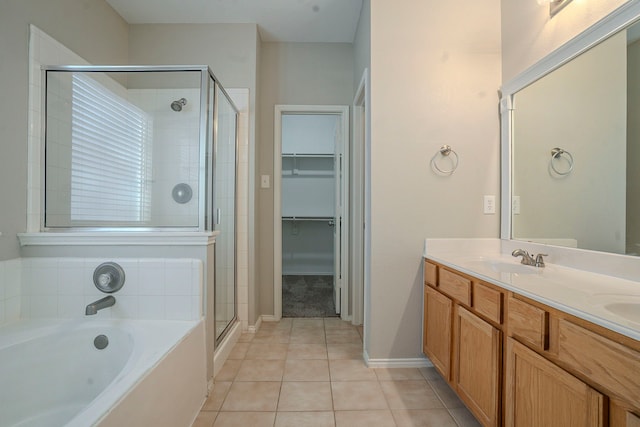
[483,195,496,214]
[512,196,521,215]
[260,175,270,189]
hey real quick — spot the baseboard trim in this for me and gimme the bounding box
[363,350,434,368]
[247,314,278,333]
[213,320,241,379]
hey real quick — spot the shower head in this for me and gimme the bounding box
[171,98,187,112]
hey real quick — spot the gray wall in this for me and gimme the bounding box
[0,0,128,261]
[257,42,355,316]
[353,0,371,89]
[367,0,502,360]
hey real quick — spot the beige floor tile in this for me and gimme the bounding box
[419,366,442,381]
[323,318,356,330]
[290,330,326,344]
[292,318,325,328]
[284,359,330,381]
[374,368,425,381]
[227,342,250,359]
[235,359,285,381]
[275,411,336,427]
[331,381,388,410]
[287,343,328,359]
[277,381,333,411]
[252,332,291,344]
[391,409,458,427]
[202,382,232,411]
[449,407,482,427]
[215,359,242,382]
[245,342,289,360]
[236,333,254,343]
[327,343,363,360]
[427,377,465,409]
[325,329,362,344]
[334,410,396,427]
[220,381,281,411]
[329,359,377,381]
[192,411,217,427]
[380,380,444,410]
[213,412,276,427]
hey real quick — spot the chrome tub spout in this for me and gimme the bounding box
[85,296,116,315]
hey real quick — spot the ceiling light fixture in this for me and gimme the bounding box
[537,0,573,17]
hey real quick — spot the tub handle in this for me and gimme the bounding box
[93,262,125,293]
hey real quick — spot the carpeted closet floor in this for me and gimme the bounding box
[282,275,338,318]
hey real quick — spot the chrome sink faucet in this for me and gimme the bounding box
[85,295,116,315]
[511,249,536,266]
[512,249,547,267]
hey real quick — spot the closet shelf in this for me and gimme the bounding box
[283,216,335,224]
[282,153,334,158]
[282,169,334,177]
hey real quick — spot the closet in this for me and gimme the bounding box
[280,112,341,317]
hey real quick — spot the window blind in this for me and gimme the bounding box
[70,74,152,223]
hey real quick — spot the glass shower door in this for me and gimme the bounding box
[214,84,238,343]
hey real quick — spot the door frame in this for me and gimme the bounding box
[274,104,350,320]
[351,70,368,325]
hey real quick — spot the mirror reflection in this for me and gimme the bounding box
[511,20,640,255]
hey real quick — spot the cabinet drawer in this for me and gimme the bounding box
[424,260,437,287]
[473,282,503,324]
[439,268,471,305]
[557,319,640,402]
[508,296,548,350]
[628,412,640,427]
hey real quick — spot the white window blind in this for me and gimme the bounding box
[70,74,152,223]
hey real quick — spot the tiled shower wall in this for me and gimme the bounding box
[0,259,22,325]
[26,26,251,331]
[20,257,203,321]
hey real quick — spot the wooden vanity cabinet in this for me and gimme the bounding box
[423,262,503,426]
[454,306,501,427]
[423,259,640,427]
[505,338,605,427]
[423,285,452,379]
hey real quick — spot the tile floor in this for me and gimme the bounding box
[192,318,481,427]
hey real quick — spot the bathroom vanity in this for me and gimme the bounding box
[422,240,640,427]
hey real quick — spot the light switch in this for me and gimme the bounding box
[483,195,496,214]
[261,175,270,189]
[512,196,521,215]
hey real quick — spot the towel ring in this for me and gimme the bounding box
[550,147,574,176]
[431,145,459,175]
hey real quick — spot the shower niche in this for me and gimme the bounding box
[41,66,239,344]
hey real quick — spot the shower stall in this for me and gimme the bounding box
[42,66,238,343]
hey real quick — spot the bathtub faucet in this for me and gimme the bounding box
[85,296,116,315]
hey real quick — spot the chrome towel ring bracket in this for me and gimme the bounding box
[549,147,574,176]
[431,145,459,176]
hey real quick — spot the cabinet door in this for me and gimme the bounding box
[455,307,501,427]
[423,286,452,380]
[505,338,605,427]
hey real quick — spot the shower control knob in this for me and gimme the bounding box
[97,273,113,287]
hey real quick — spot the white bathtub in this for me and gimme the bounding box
[0,318,206,427]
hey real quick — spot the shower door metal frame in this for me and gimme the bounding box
[40,64,232,233]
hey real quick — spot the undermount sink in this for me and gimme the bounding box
[468,259,539,275]
[603,303,640,324]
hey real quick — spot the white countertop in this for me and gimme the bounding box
[423,239,640,342]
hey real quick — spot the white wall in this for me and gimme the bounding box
[501,0,628,82]
[0,0,129,261]
[367,0,501,360]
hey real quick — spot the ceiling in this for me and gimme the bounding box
[105,0,364,43]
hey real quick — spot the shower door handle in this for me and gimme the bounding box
[215,208,222,225]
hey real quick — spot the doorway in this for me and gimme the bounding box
[274,105,349,319]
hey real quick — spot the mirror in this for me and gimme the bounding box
[502,3,640,256]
